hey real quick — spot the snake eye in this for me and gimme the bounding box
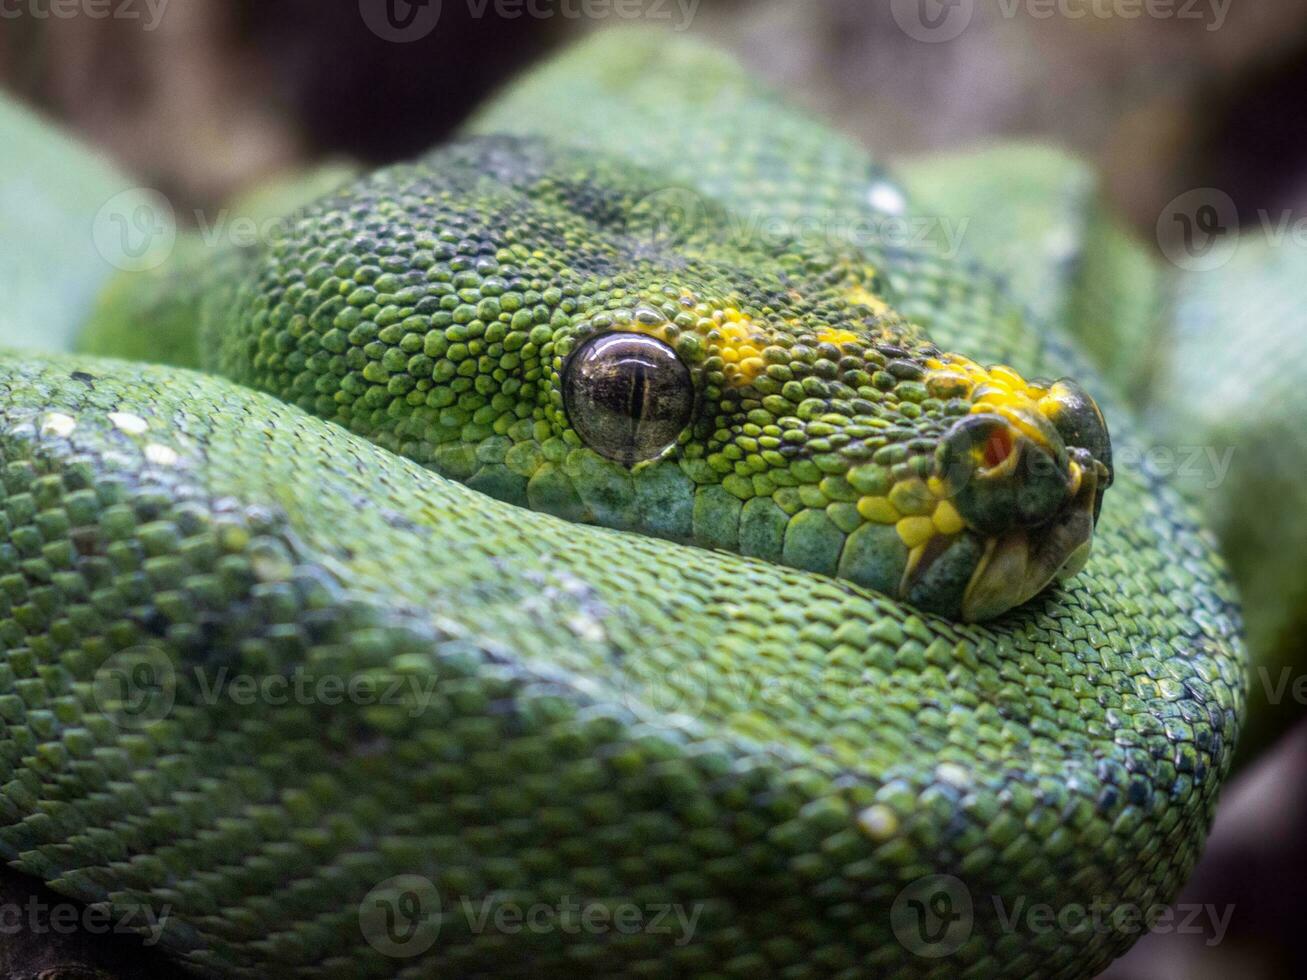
[563,333,694,466]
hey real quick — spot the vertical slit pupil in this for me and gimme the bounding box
[564,333,694,466]
[627,361,650,456]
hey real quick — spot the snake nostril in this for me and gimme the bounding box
[1040,379,1113,488]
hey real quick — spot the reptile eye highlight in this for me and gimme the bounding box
[564,333,694,466]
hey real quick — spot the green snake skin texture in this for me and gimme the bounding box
[5,29,1243,980]
[895,146,1303,761]
[1149,237,1307,759]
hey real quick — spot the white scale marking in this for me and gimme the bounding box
[144,443,180,466]
[867,181,908,216]
[40,413,77,437]
[108,412,149,435]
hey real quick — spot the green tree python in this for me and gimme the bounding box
[0,27,1271,979]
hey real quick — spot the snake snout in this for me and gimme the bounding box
[1037,378,1114,522]
[930,377,1113,622]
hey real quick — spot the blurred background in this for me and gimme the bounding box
[5,0,1307,236]
[2,1,1306,977]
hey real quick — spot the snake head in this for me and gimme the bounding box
[932,372,1113,621]
[548,310,1115,623]
[218,137,1117,625]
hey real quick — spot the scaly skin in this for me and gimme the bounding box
[204,136,1108,623]
[897,145,1307,762]
[1148,237,1307,761]
[1,29,1243,979]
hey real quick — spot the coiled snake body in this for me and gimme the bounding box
[0,29,1244,979]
